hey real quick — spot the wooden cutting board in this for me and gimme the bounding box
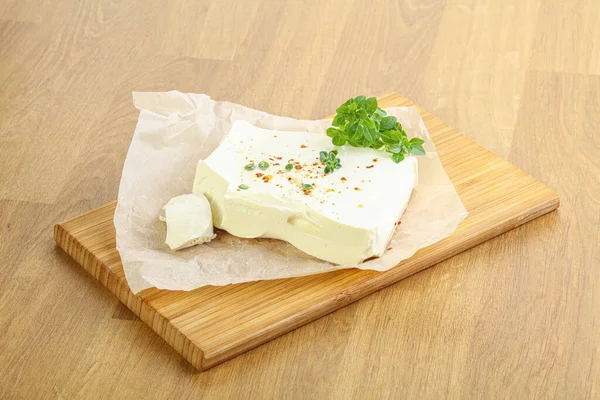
[54,93,559,371]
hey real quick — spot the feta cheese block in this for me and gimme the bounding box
[161,193,216,250]
[193,120,418,265]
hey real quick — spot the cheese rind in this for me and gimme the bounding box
[162,193,216,250]
[193,121,418,265]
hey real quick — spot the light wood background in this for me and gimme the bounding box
[1,0,598,398]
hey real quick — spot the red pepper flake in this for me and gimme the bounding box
[354,187,360,191]
[366,165,374,169]
[373,158,378,162]
[276,156,282,160]
[300,144,308,148]
[295,164,302,170]
[312,162,318,166]
[256,172,264,178]
[387,247,393,251]
[288,158,294,162]
[287,177,292,181]
[273,163,280,166]
[268,157,274,161]
[262,174,273,183]
[340,177,346,181]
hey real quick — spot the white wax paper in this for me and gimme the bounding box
[115,92,468,294]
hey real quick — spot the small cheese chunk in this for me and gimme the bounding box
[162,193,216,250]
[193,121,418,265]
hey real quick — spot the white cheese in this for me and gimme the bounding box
[193,120,418,265]
[162,193,216,250]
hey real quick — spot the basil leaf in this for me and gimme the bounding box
[410,144,426,155]
[363,97,377,114]
[336,104,349,115]
[347,136,360,147]
[380,116,397,130]
[392,153,405,163]
[332,135,347,146]
[346,121,358,136]
[374,108,386,117]
[327,127,341,138]
[388,144,402,154]
[362,125,374,143]
[332,114,344,127]
[379,130,397,144]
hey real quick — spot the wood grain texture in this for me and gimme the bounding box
[52,93,559,371]
[1,0,599,398]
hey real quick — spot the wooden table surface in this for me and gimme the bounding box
[1,0,598,398]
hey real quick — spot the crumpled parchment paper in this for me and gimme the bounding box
[114,92,468,294]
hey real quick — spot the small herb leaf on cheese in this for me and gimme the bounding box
[238,184,249,190]
[244,162,256,171]
[285,163,294,172]
[321,149,341,175]
[258,161,270,170]
[329,96,427,163]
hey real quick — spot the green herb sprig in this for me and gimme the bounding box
[326,96,426,163]
[320,150,341,174]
